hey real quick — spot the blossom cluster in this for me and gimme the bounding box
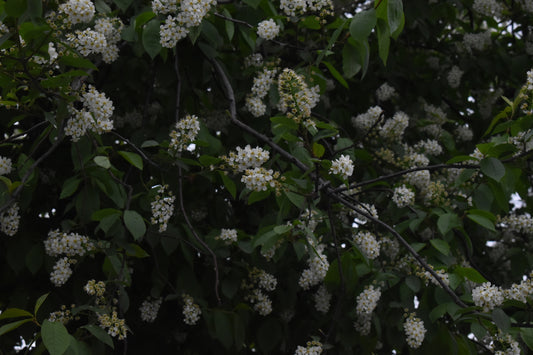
[404,314,426,349]
[0,203,20,236]
[241,167,280,192]
[314,284,331,313]
[216,228,238,244]
[168,114,200,154]
[354,285,381,335]
[392,185,415,208]
[376,83,396,101]
[257,19,280,40]
[139,298,163,322]
[182,294,201,325]
[223,145,270,172]
[245,67,278,117]
[65,85,114,141]
[0,156,12,175]
[150,185,176,232]
[294,340,323,355]
[154,0,216,48]
[498,213,533,234]
[472,0,503,18]
[379,111,409,141]
[44,229,95,257]
[352,106,383,132]
[329,155,354,180]
[243,268,277,316]
[84,279,106,297]
[48,304,76,324]
[447,65,464,88]
[98,310,128,339]
[277,68,320,122]
[299,242,329,289]
[472,282,504,312]
[50,257,74,287]
[279,0,333,17]
[353,230,381,259]
[463,31,491,52]
[59,0,95,26]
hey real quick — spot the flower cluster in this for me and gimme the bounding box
[419,268,450,287]
[182,294,201,325]
[279,0,333,17]
[245,66,278,117]
[98,310,128,339]
[473,0,503,17]
[353,230,381,259]
[0,156,12,175]
[352,106,383,132]
[216,228,238,244]
[314,284,331,314]
[65,19,122,64]
[504,276,533,303]
[392,185,415,208]
[415,139,443,156]
[243,268,277,315]
[59,0,95,26]
[0,21,9,36]
[0,203,20,236]
[168,114,200,154]
[139,298,163,322]
[329,155,354,180]
[155,0,216,48]
[84,279,106,297]
[455,124,473,141]
[299,242,329,289]
[354,285,381,335]
[294,340,323,355]
[404,314,426,349]
[44,229,94,257]
[241,167,280,192]
[49,304,76,324]
[376,83,396,101]
[447,65,464,88]
[379,111,409,141]
[223,145,270,172]
[257,19,280,40]
[352,203,379,224]
[472,282,504,312]
[50,257,74,287]
[498,213,533,234]
[463,31,491,52]
[150,185,176,232]
[277,68,320,122]
[65,85,114,141]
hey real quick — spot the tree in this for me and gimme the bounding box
[1,0,533,353]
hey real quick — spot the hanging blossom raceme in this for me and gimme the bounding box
[245,66,279,117]
[354,285,381,335]
[279,0,333,18]
[257,19,280,40]
[277,68,320,123]
[154,0,216,48]
[392,185,415,208]
[376,83,396,101]
[59,0,95,26]
[150,185,176,233]
[222,145,270,172]
[353,230,381,260]
[0,203,20,236]
[299,242,329,289]
[64,85,114,142]
[352,105,383,132]
[0,156,12,175]
[379,111,409,142]
[294,340,323,355]
[49,257,74,287]
[472,0,504,17]
[168,114,200,154]
[44,229,95,257]
[329,154,354,180]
[182,294,201,325]
[243,268,277,316]
[472,282,504,312]
[139,298,163,322]
[314,284,332,314]
[215,228,238,245]
[404,313,427,349]
[98,310,128,339]
[447,65,464,89]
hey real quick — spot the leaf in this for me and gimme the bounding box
[82,325,114,349]
[218,171,236,199]
[492,308,510,333]
[437,213,461,236]
[26,244,44,275]
[430,239,450,256]
[142,18,162,59]
[284,191,305,209]
[521,328,533,350]
[113,0,133,11]
[223,9,234,40]
[405,275,421,292]
[5,0,27,17]
[429,303,448,323]
[248,190,270,204]
[480,157,505,182]
[118,151,143,170]
[322,61,348,89]
[455,267,487,284]
[0,318,33,337]
[141,140,159,148]
[123,210,146,241]
[91,208,121,221]
[315,18,348,66]
[387,0,403,34]
[301,16,321,30]
[41,320,72,355]
[342,42,361,78]
[0,308,33,320]
[312,142,325,158]
[27,0,43,18]
[352,39,370,78]
[213,310,233,349]
[242,0,261,8]
[93,156,111,169]
[467,213,496,232]
[34,293,50,316]
[376,18,390,65]
[125,243,150,258]
[60,177,81,199]
[349,9,377,41]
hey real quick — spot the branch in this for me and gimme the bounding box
[174,46,182,122]
[110,131,162,170]
[178,165,221,305]
[327,188,469,308]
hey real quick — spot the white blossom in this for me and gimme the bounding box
[257,19,280,40]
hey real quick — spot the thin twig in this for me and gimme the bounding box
[0,121,49,144]
[178,165,221,305]
[174,46,182,122]
[110,131,162,170]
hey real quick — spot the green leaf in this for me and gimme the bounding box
[213,310,233,349]
[142,18,162,59]
[301,16,321,30]
[430,239,450,256]
[60,177,82,199]
[59,55,98,70]
[82,325,114,349]
[242,0,261,9]
[480,157,505,182]
[352,39,370,78]
[273,224,292,234]
[123,210,146,241]
[322,61,348,89]
[315,18,348,66]
[492,308,510,333]
[437,213,461,236]
[0,308,33,320]
[113,0,133,11]
[135,11,156,31]
[405,275,421,292]
[27,0,43,18]
[93,156,111,169]
[91,208,121,221]
[5,0,27,17]
[223,9,234,40]
[429,303,448,323]
[0,318,33,337]
[521,328,533,351]
[312,142,325,158]
[34,293,50,316]
[26,244,44,275]
[41,320,72,355]
[125,243,150,258]
[376,18,390,65]
[248,190,270,204]
[284,191,305,209]
[118,151,143,170]
[349,8,377,41]
[467,213,496,232]
[455,267,487,284]
[218,171,236,199]
[387,0,403,34]
[342,42,361,78]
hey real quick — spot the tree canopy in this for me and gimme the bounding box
[1,0,533,353]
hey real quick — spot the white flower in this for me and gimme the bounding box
[463,31,491,52]
[392,185,415,208]
[314,284,331,313]
[329,155,354,180]
[225,145,270,172]
[299,243,329,289]
[44,229,94,257]
[404,314,426,349]
[472,282,504,312]
[182,294,201,325]
[245,95,267,117]
[353,231,380,259]
[352,106,383,131]
[257,19,280,40]
[50,257,74,287]
[376,83,396,101]
[150,185,176,232]
[217,228,238,244]
[250,289,273,315]
[354,285,381,335]
[241,167,276,191]
[456,124,473,141]
[59,0,95,25]
[447,65,463,88]
[473,0,503,17]
[295,341,323,355]
[140,298,163,322]
[0,203,20,236]
[252,67,278,98]
[169,114,200,154]
[379,111,409,141]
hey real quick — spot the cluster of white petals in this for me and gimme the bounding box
[257,19,280,40]
[473,0,503,17]
[182,294,201,325]
[0,203,20,236]
[376,83,396,101]
[169,114,200,154]
[299,243,329,289]
[225,145,270,172]
[392,185,415,208]
[140,298,163,322]
[98,311,128,339]
[44,229,94,257]
[379,111,409,141]
[404,314,426,349]
[447,65,464,88]
[50,257,74,287]
[150,185,176,232]
[59,0,95,25]
[0,156,12,175]
[329,155,354,180]
[353,230,381,259]
[472,282,504,312]
[463,31,491,52]
[314,284,331,313]
[294,341,323,355]
[216,228,238,244]
[352,106,383,131]
[277,68,320,122]
[241,167,276,191]
[354,285,381,335]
